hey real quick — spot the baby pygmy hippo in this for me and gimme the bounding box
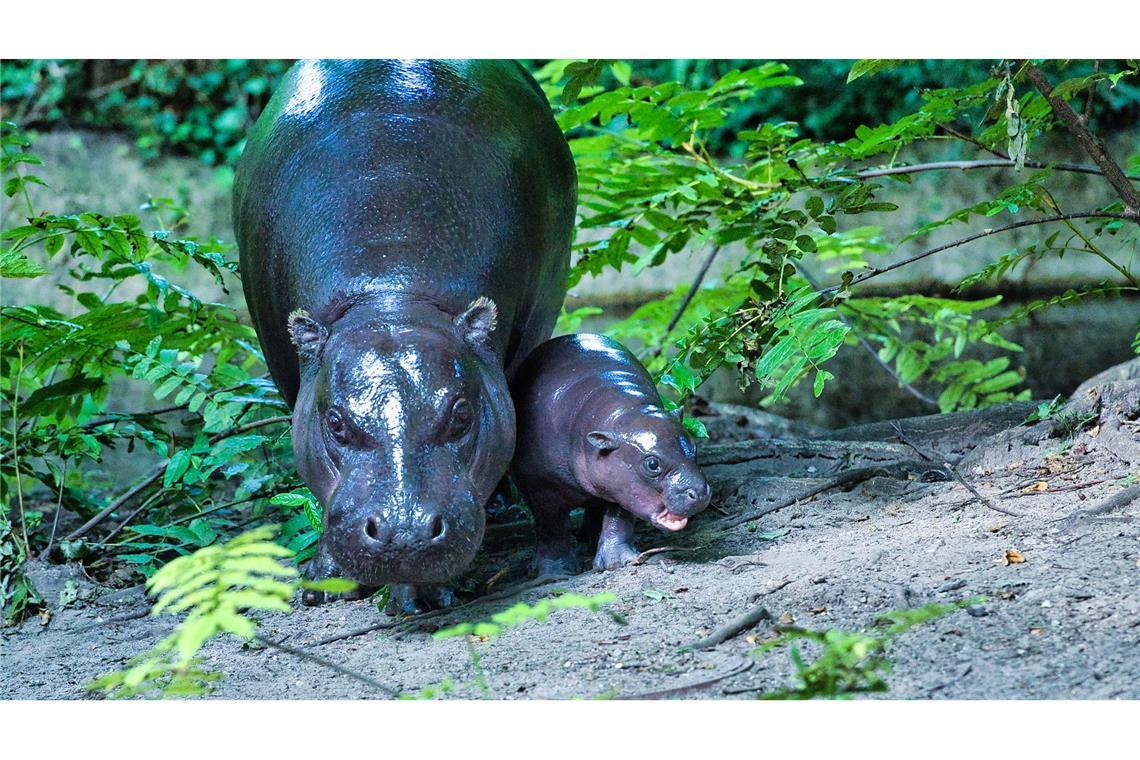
[510,333,711,575]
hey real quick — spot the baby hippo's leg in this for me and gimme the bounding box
[593,505,640,571]
[527,489,578,577]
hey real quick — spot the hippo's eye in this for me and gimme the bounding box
[326,408,350,444]
[447,397,474,439]
[641,456,663,478]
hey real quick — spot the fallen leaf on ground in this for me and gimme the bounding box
[1029,627,1043,635]
[778,612,795,625]
[1002,549,1026,565]
[809,606,827,615]
[1023,481,1049,493]
[1089,424,1100,438]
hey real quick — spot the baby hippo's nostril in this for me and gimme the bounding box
[685,488,700,503]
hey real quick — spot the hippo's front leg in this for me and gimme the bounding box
[593,505,640,571]
[300,537,378,606]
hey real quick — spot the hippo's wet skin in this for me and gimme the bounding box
[234,60,576,612]
[510,334,711,575]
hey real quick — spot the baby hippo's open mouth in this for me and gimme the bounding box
[650,508,689,532]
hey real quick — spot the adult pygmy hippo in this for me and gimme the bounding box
[510,334,711,575]
[233,60,576,612]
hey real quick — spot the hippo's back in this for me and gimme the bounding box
[513,334,658,422]
[234,60,576,406]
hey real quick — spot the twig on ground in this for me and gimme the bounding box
[889,422,935,462]
[631,545,705,566]
[310,574,572,647]
[1059,483,1140,527]
[712,466,892,532]
[616,658,754,700]
[1022,62,1140,218]
[681,603,773,651]
[942,464,1025,518]
[254,635,399,698]
[890,422,1024,518]
[66,607,151,634]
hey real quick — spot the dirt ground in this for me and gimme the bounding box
[3,362,1138,700]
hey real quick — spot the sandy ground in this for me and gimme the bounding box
[3,366,1138,700]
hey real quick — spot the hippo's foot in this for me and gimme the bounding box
[385,583,457,616]
[593,505,639,571]
[300,548,376,606]
[592,540,640,572]
[532,540,578,577]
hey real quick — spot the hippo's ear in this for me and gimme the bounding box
[455,296,498,347]
[288,310,328,360]
[586,431,619,452]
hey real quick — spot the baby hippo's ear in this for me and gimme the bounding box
[455,296,498,347]
[586,431,619,452]
[288,310,329,360]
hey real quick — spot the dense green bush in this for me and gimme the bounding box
[7,59,1136,165]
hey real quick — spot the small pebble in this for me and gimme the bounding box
[966,604,989,618]
[938,579,968,593]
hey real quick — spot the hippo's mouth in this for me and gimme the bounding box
[650,508,689,532]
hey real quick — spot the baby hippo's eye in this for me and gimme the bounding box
[326,408,350,444]
[641,455,663,478]
[448,397,474,439]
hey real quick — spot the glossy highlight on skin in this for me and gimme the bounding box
[233,60,576,611]
[510,334,712,575]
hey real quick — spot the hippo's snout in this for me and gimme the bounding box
[326,492,485,587]
[665,477,711,517]
[361,510,448,552]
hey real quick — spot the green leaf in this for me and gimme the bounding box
[847,60,905,84]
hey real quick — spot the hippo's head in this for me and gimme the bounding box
[288,297,513,586]
[580,407,711,532]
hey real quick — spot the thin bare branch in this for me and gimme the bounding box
[652,245,723,359]
[798,265,938,408]
[857,159,1140,182]
[820,212,1133,294]
[63,414,292,542]
[1022,62,1140,218]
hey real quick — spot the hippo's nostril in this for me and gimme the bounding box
[430,513,446,542]
[364,517,381,543]
[685,488,699,502]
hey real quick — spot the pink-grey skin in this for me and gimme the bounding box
[510,334,711,574]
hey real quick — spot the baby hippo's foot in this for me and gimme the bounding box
[300,548,375,606]
[532,540,578,577]
[385,584,457,616]
[592,539,639,572]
